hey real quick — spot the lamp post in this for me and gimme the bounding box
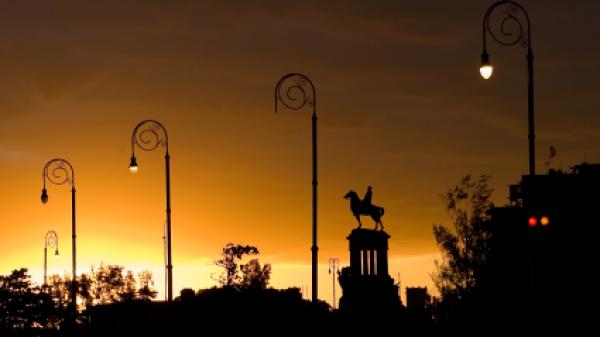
[480,0,536,290]
[41,158,76,311]
[163,220,168,301]
[480,0,535,176]
[274,73,318,303]
[43,230,59,286]
[130,119,173,302]
[328,258,339,309]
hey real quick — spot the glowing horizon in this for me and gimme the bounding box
[11,252,438,306]
[2,0,600,309]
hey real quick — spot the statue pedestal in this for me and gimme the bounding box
[339,228,401,318]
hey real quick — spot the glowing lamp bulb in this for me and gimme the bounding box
[129,156,138,173]
[54,250,59,258]
[540,216,550,226]
[480,52,493,80]
[480,65,493,80]
[528,216,537,227]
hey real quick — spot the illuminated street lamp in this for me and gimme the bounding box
[274,73,319,303]
[43,230,59,286]
[129,155,138,173]
[479,52,493,80]
[41,158,76,312]
[130,119,173,302]
[481,0,536,175]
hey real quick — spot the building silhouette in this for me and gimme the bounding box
[405,287,432,325]
[338,228,401,319]
[406,287,430,311]
[485,163,599,324]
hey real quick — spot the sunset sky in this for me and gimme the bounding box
[2,0,600,305]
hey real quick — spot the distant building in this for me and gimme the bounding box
[405,287,432,324]
[485,163,599,321]
[406,287,430,311]
[178,288,195,301]
[338,228,401,319]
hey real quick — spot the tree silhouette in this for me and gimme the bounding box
[0,268,59,332]
[432,175,493,317]
[78,273,93,308]
[119,270,137,302]
[87,263,157,305]
[1,265,157,335]
[215,243,266,287]
[137,271,158,301]
[90,263,125,304]
[44,263,157,309]
[241,259,272,289]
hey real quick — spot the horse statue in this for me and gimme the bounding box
[344,186,385,231]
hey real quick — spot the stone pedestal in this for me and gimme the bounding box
[339,228,401,317]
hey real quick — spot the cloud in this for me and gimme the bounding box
[0,146,31,161]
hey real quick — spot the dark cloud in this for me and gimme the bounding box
[1,0,600,289]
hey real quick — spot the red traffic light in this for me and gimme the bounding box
[528,216,538,227]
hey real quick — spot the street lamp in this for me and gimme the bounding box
[41,158,76,311]
[481,0,535,175]
[43,230,59,286]
[328,258,340,309]
[274,73,318,303]
[130,119,173,302]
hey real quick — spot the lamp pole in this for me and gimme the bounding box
[130,119,173,302]
[480,0,535,176]
[328,258,339,309]
[41,159,76,312]
[480,0,535,290]
[275,73,318,303]
[43,230,59,287]
[163,220,168,301]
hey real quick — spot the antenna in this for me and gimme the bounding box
[328,258,340,309]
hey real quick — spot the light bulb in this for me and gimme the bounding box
[480,52,493,80]
[129,156,138,173]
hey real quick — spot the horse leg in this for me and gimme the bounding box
[356,215,362,228]
[371,214,380,230]
[375,208,384,230]
[373,215,383,231]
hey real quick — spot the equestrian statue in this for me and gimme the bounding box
[344,186,385,231]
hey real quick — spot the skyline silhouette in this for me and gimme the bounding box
[1,0,600,319]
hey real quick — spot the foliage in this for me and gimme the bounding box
[51,263,158,306]
[1,264,156,334]
[137,270,159,301]
[0,268,61,332]
[241,259,272,289]
[90,263,126,304]
[432,175,494,300]
[46,264,157,309]
[215,243,271,288]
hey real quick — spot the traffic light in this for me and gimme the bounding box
[528,216,538,227]
[528,215,550,227]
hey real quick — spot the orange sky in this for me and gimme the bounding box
[2,1,600,305]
